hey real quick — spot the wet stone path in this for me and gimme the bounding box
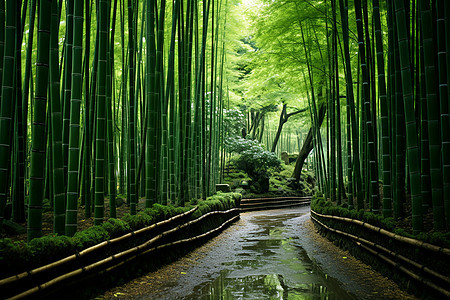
[98,207,416,299]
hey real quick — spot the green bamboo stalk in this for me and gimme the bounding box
[338,0,362,208]
[199,0,211,200]
[83,0,91,218]
[156,0,167,204]
[88,19,99,211]
[394,0,423,233]
[0,1,4,96]
[27,0,51,241]
[65,0,84,236]
[20,2,36,221]
[146,0,157,208]
[374,0,391,217]
[49,0,65,235]
[363,0,377,163]
[62,1,74,185]
[13,0,25,223]
[419,37,431,215]
[444,0,450,227]
[134,0,147,202]
[128,0,137,214]
[0,0,16,231]
[107,0,118,219]
[387,0,406,219]
[329,55,336,203]
[95,0,108,225]
[387,0,398,218]
[413,4,431,215]
[332,0,343,204]
[355,0,379,212]
[419,0,445,230]
[119,0,126,196]
[21,0,36,131]
[179,0,196,204]
[166,0,180,205]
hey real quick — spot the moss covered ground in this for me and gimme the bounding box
[222,162,315,199]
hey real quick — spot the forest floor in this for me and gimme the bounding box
[391,199,436,234]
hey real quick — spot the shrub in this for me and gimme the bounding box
[73,226,110,249]
[225,137,281,193]
[0,239,30,273]
[29,235,77,266]
[102,218,131,238]
[122,212,154,230]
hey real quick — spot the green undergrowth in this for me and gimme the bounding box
[0,192,241,278]
[311,193,450,248]
[223,160,314,198]
[190,192,241,219]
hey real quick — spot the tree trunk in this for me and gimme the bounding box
[271,104,287,152]
[271,104,306,153]
[292,104,326,182]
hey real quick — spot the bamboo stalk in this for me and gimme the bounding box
[310,210,450,255]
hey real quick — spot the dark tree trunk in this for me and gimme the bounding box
[292,104,326,182]
[271,104,287,152]
[271,104,307,152]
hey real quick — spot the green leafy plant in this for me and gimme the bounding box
[226,137,281,193]
[223,108,246,138]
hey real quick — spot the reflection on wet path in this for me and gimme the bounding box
[100,206,415,299]
[171,208,355,299]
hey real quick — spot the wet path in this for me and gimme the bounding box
[98,207,416,299]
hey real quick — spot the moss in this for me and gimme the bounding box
[29,235,77,266]
[0,238,30,272]
[0,192,241,279]
[191,192,241,219]
[73,226,110,249]
[102,218,131,238]
[278,164,295,178]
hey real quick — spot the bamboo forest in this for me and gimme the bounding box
[1,0,450,299]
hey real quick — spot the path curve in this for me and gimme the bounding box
[97,207,416,299]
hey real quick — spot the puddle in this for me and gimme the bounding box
[186,272,341,299]
[180,210,356,299]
